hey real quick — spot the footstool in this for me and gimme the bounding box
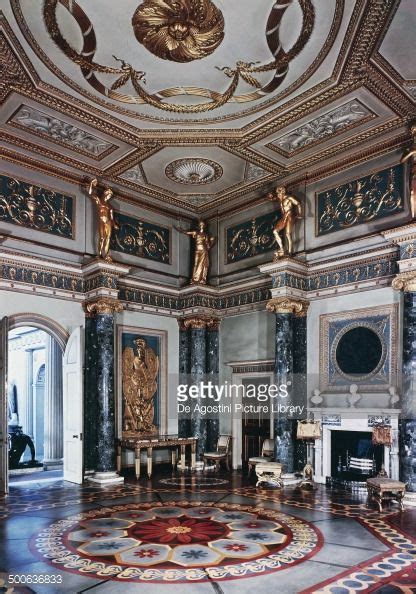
[366,477,406,512]
[256,462,284,488]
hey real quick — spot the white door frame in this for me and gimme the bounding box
[0,316,9,494]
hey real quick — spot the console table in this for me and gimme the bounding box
[366,477,406,512]
[117,435,197,479]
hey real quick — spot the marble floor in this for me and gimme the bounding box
[0,471,415,594]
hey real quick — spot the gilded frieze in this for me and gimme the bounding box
[0,174,74,239]
[226,213,280,264]
[111,212,170,264]
[317,164,405,236]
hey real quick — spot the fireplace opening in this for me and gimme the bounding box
[331,430,383,481]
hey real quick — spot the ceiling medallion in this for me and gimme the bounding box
[165,159,223,184]
[132,0,225,63]
[42,0,315,113]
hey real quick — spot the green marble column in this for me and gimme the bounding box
[266,297,309,474]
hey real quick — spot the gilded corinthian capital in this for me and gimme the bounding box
[83,297,124,316]
[179,316,221,330]
[392,271,416,292]
[266,297,309,317]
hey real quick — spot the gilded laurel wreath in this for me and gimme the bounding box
[132,0,225,63]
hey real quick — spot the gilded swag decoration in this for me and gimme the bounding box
[0,174,74,238]
[317,165,404,236]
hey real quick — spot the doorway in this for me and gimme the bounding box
[7,325,63,484]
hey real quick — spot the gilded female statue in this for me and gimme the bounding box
[87,178,118,261]
[179,221,215,285]
[122,338,159,435]
[267,185,302,259]
[401,124,416,218]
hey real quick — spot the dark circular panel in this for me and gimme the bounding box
[335,326,383,376]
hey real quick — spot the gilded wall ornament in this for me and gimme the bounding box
[226,213,279,264]
[267,186,302,259]
[266,297,309,317]
[165,158,223,185]
[41,0,315,113]
[122,338,159,435]
[132,0,225,63]
[111,212,170,264]
[86,178,118,261]
[83,297,124,316]
[392,271,416,292]
[178,221,215,284]
[317,165,404,236]
[0,175,73,239]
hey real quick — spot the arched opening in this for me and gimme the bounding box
[7,316,68,484]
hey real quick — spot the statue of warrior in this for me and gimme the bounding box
[87,178,118,261]
[267,185,302,259]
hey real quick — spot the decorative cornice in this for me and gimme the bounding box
[83,297,123,316]
[266,297,309,317]
[392,271,416,293]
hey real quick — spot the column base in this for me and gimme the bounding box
[43,459,63,471]
[88,471,124,485]
[403,491,416,507]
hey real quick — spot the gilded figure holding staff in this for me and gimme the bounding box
[178,221,215,285]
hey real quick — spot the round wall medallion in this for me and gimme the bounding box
[332,323,387,381]
[132,0,225,63]
[165,159,223,185]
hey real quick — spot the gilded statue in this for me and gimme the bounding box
[401,124,416,218]
[179,221,215,285]
[122,338,159,436]
[267,185,302,259]
[87,178,118,261]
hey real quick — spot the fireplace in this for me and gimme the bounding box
[331,430,383,481]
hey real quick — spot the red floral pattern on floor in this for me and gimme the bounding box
[132,516,229,544]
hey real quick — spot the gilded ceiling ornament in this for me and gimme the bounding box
[41,0,315,113]
[392,271,416,293]
[266,297,309,317]
[165,158,223,185]
[122,338,159,436]
[132,0,225,63]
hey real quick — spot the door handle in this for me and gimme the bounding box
[73,434,79,439]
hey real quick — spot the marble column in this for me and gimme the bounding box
[84,298,124,484]
[43,336,63,468]
[178,317,221,460]
[393,272,416,492]
[266,297,309,473]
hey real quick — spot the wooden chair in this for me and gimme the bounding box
[248,438,274,475]
[203,435,231,471]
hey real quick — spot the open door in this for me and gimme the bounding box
[63,326,84,484]
[0,317,8,494]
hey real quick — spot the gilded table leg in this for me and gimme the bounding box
[147,447,153,478]
[191,441,196,471]
[180,445,186,470]
[135,447,141,480]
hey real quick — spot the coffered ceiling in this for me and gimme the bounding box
[0,0,414,217]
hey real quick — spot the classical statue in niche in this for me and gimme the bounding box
[178,221,215,285]
[86,178,118,261]
[267,185,302,259]
[122,338,159,436]
[401,124,416,218]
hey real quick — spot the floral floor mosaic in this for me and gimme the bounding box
[0,474,415,593]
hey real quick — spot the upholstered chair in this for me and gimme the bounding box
[203,435,231,471]
[248,438,274,475]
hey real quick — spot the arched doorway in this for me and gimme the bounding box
[6,315,68,484]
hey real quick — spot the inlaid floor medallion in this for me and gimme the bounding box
[31,501,322,582]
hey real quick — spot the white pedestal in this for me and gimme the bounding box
[88,471,124,485]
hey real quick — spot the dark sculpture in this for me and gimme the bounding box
[8,425,37,469]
